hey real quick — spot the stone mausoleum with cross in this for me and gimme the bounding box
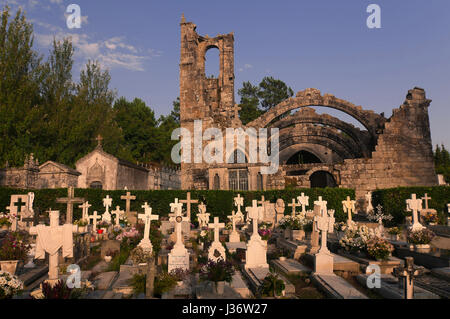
[179,16,438,200]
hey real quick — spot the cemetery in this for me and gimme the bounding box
[0,187,448,300]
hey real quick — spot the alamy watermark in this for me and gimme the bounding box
[66,4,82,29]
[171,120,280,175]
[366,264,381,289]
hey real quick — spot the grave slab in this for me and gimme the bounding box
[312,273,368,299]
[356,274,440,299]
[276,237,307,259]
[94,271,118,290]
[196,281,242,299]
[231,273,252,298]
[226,242,247,254]
[270,258,311,276]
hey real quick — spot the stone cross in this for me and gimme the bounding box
[246,200,262,240]
[365,191,374,214]
[342,196,356,224]
[421,193,431,210]
[314,201,334,255]
[169,199,189,248]
[180,192,198,222]
[103,195,113,214]
[56,187,85,224]
[314,196,327,215]
[234,194,245,222]
[197,202,210,228]
[79,202,91,221]
[228,210,239,233]
[297,193,309,214]
[209,217,225,243]
[257,195,265,206]
[138,203,159,253]
[288,198,299,217]
[6,195,28,231]
[29,209,78,286]
[393,257,425,299]
[13,197,26,213]
[406,194,424,231]
[88,211,101,231]
[121,191,137,226]
[112,206,124,227]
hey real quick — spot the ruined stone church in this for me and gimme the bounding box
[179,16,438,198]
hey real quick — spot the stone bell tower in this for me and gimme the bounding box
[179,15,240,189]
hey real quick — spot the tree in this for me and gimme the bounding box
[434,144,450,183]
[257,76,294,110]
[237,77,294,125]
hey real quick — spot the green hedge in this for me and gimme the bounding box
[373,186,450,224]
[0,187,355,223]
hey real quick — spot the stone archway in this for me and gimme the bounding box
[306,166,340,187]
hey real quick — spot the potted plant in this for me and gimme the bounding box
[258,223,272,241]
[366,237,394,261]
[0,233,30,275]
[0,214,12,231]
[407,229,435,250]
[0,271,23,299]
[74,219,89,233]
[200,259,234,295]
[170,268,190,286]
[387,227,402,241]
[259,270,286,298]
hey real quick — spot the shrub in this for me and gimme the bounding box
[154,272,178,297]
[0,232,30,261]
[259,271,285,297]
[41,280,72,299]
[0,271,23,299]
[200,259,234,284]
[130,274,146,295]
[366,237,394,261]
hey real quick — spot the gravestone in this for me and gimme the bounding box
[365,191,374,215]
[102,195,113,223]
[406,194,425,232]
[309,204,321,254]
[419,193,438,222]
[288,198,299,217]
[233,194,245,223]
[121,192,137,226]
[180,192,198,222]
[313,197,335,274]
[79,201,92,222]
[208,217,226,262]
[197,202,210,228]
[112,206,124,227]
[88,211,101,231]
[29,209,78,286]
[138,203,159,253]
[275,199,285,226]
[6,194,29,231]
[227,210,241,243]
[342,196,356,225]
[56,187,85,224]
[245,200,268,270]
[261,201,276,225]
[393,257,425,299]
[168,199,190,272]
[297,193,309,214]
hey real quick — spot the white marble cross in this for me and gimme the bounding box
[209,217,225,243]
[421,193,432,210]
[313,201,335,254]
[288,198,299,217]
[228,210,240,233]
[246,200,262,240]
[89,211,101,231]
[111,206,124,227]
[29,209,77,285]
[103,195,113,214]
[297,193,309,214]
[197,202,210,228]
[342,196,356,224]
[169,199,189,248]
[314,196,328,215]
[138,203,159,253]
[406,194,424,231]
[234,194,245,223]
[79,201,91,221]
[365,191,374,214]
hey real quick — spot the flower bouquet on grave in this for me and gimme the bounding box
[169,268,190,285]
[258,222,273,240]
[339,224,373,255]
[130,246,152,265]
[423,213,439,225]
[0,213,12,230]
[0,271,23,299]
[259,270,286,298]
[366,237,394,261]
[407,228,435,245]
[199,259,234,293]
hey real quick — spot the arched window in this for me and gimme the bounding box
[213,174,220,190]
[257,172,263,191]
[229,169,248,191]
[90,181,103,189]
[205,46,220,78]
[309,171,337,188]
[228,149,248,164]
[287,150,322,165]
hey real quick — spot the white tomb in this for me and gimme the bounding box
[138,202,159,254]
[112,206,124,227]
[245,200,268,270]
[168,199,190,272]
[197,202,210,228]
[29,209,78,286]
[406,194,425,232]
[228,210,241,243]
[234,194,245,223]
[208,217,226,262]
[313,197,335,274]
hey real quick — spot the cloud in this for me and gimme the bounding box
[238,63,253,72]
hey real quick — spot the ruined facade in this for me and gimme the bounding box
[179,17,438,198]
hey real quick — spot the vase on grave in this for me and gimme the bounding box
[215,281,225,295]
[0,260,19,275]
[104,256,112,263]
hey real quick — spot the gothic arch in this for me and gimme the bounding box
[247,88,386,138]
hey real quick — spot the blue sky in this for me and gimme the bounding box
[2,0,450,148]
